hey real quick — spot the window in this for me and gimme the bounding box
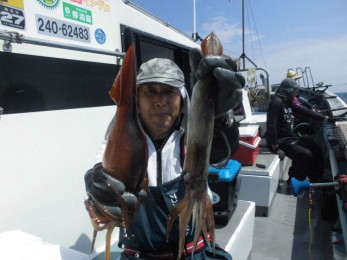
[0,52,118,114]
[121,25,193,96]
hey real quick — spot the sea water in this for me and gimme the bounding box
[335,92,347,104]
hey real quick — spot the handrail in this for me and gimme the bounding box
[0,30,125,57]
[239,67,271,101]
[327,143,347,254]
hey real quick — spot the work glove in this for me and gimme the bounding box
[189,48,245,117]
[84,163,147,228]
[274,149,285,161]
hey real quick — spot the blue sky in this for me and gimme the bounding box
[131,0,347,93]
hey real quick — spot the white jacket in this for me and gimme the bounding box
[95,125,212,197]
[95,127,184,187]
[146,130,184,186]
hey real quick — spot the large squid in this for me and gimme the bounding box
[166,32,223,259]
[85,43,148,260]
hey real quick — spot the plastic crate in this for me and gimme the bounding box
[208,160,241,226]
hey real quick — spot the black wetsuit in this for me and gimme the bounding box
[266,94,325,181]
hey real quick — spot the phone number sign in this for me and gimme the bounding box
[36,14,90,43]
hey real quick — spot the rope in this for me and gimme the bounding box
[293,122,310,134]
[245,0,267,69]
[308,188,314,260]
[308,207,313,260]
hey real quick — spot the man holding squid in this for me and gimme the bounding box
[85,34,244,259]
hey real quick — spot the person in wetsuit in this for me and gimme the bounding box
[84,50,245,259]
[266,78,327,184]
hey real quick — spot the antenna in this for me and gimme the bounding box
[239,0,257,70]
[193,0,196,40]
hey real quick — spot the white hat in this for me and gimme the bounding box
[287,70,303,80]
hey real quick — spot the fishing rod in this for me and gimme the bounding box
[331,83,347,87]
[320,107,347,113]
[305,82,347,93]
[318,107,347,119]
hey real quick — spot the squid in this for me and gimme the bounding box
[166,32,223,259]
[85,43,148,260]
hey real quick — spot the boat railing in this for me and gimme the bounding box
[310,82,333,94]
[0,30,125,59]
[293,66,315,88]
[238,67,271,112]
[239,67,271,98]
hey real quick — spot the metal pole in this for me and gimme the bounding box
[0,31,125,57]
[241,0,245,70]
[193,0,196,40]
[311,182,339,188]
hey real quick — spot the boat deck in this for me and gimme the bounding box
[251,172,336,260]
[236,100,343,259]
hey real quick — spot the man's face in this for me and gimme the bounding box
[285,88,296,102]
[293,88,299,97]
[137,83,182,140]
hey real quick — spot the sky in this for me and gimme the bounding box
[130,0,347,93]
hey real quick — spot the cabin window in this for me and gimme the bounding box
[140,41,175,62]
[121,25,192,95]
[0,26,194,114]
[0,52,117,114]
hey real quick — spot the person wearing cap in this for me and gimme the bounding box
[287,69,303,81]
[286,69,306,107]
[266,78,326,184]
[287,70,303,106]
[287,69,323,133]
[84,51,244,259]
